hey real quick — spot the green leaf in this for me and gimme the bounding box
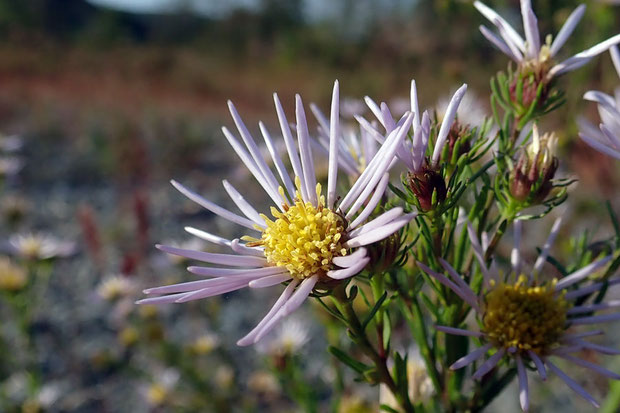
[362,291,389,330]
[328,346,370,375]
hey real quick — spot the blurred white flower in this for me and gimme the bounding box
[379,349,434,408]
[579,46,620,160]
[97,275,136,301]
[257,317,310,356]
[7,233,75,261]
[0,134,23,152]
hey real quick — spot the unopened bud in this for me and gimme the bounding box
[407,167,447,211]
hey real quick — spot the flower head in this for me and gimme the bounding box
[419,218,619,410]
[139,81,416,346]
[7,233,75,261]
[97,275,136,301]
[475,0,620,79]
[579,45,620,160]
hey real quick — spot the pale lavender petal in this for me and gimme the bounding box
[380,102,396,132]
[309,103,330,135]
[296,94,317,205]
[222,180,266,226]
[184,226,231,247]
[584,90,618,111]
[565,278,620,300]
[345,212,416,248]
[228,101,283,200]
[230,239,265,257]
[564,338,620,355]
[467,223,492,285]
[493,17,525,62]
[349,207,404,238]
[579,131,620,160]
[156,244,267,266]
[555,256,612,291]
[533,217,562,274]
[516,354,529,412]
[474,1,525,52]
[450,343,493,370]
[349,173,390,229]
[253,275,318,343]
[520,0,540,59]
[237,279,300,346]
[435,325,483,337]
[546,360,600,407]
[248,273,292,288]
[144,274,262,295]
[432,84,467,165]
[258,122,296,198]
[187,266,287,278]
[221,127,285,207]
[411,79,420,129]
[569,313,620,325]
[551,33,620,77]
[561,330,603,340]
[417,261,480,310]
[438,258,481,311]
[472,348,505,380]
[611,45,620,79]
[528,350,547,381]
[364,96,385,129]
[479,25,521,62]
[550,4,586,56]
[332,247,367,267]
[411,111,431,172]
[568,300,620,315]
[327,80,340,207]
[512,220,522,275]
[327,257,370,280]
[175,279,250,302]
[273,93,308,200]
[556,354,620,379]
[171,180,258,230]
[136,292,190,305]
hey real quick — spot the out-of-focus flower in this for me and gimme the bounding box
[119,326,139,347]
[97,275,136,301]
[139,81,416,346]
[258,317,310,357]
[0,257,27,292]
[436,88,488,129]
[0,134,23,152]
[214,365,234,389]
[189,333,220,355]
[144,369,179,407]
[475,0,620,79]
[579,46,620,160]
[510,124,558,202]
[419,219,619,411]
[379,350,434,408]
[7,233,75,261]
[247,371,280,397]
[340,97,366,119]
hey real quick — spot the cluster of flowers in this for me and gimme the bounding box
[139,1,620,411]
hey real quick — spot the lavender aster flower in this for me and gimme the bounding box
[139,81,417,346]
[419,218,619,410]
[475,0,620,79]
[579,45,620,159]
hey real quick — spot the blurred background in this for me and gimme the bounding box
[0,0,619,411]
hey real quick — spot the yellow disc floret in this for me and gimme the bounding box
[482,275,569,355]
[246,181,347,280]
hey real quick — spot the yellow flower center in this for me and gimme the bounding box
[245,180,347,280]
[482,275,569,355]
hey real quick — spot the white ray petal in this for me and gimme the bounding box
[472,348,505,380]
[188,266,283,278]
[156,244,267,266]
[546,360,600,407]
[450,343,493,370]
[349,207,404,238]
[332,247,367,267]
[258,122,296,199]
[222,180,266,226]
[516,354,529,412]
[438,258,481,312]
[176,279,250,303]
[564,338,620,355]
[492,17,525,62]
[551,33,620,77]
[237,279,300,346]
[345,213,416,248]
[533,216,562,274]
[411,79,420,129]
[550,4,586,56]
[568,300,620,315]
[474,1,525,52]
[417,261,480,310]
[556,354,620,379]
[511,220,522,275]
[479,25,521,62]
[296,94,318,205]
[467,223,492,286]
[327,257,370,280]
[184,226,231,247]
[143,274,264,295]
[569,312,620,325]
[520,0,540,59]
[565,278,620,300]
[611,45,620,79]
[528,350,546,381]
[435,325,483,337]
[349,173,390,230]
[555,256,612,291]
[432,84,467,165]
[364,96,385,129]
[249,273,292,288]
[328,80,340,207]
[579,131,620,160]
[230,239,265,257]
[171,180,258,230]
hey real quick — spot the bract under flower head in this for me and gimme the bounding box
[139,81,417,346]
[419,218,620,411]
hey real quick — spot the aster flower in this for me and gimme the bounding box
[257,317,310,356]
[139,81,417,346]
[475,0,620,79]
[97,275,136,301]
[579,45,620,160]
[7,233,76,261]
[418,218,619,410]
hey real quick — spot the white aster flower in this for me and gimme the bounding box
[475,0,620,78]
[379,349,434,409]
[7,233,76,261]
[419,218,619,411]
[97,275,136,301]
[257,316,310,356]
[139,81,417,346]
[579,45,620,160]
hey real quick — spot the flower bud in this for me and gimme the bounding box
[407,167,447,211]
[510,126,558,202]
